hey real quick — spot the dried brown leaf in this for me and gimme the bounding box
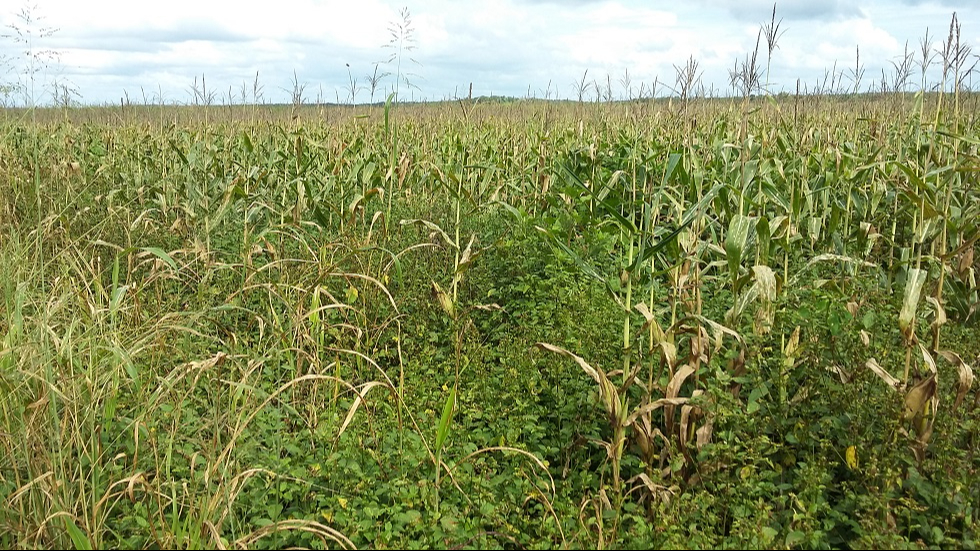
[938,350,975,412]
[904,373,937,421]
[866,358,901,390]
[696,417,714,450]
[533,342,600,384]
[624,397,690,427]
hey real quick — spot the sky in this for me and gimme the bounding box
[0,0,977,106]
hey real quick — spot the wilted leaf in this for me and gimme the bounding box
[431,281,455,318]
[634,302,655,324]
[784,326,801,360]
[666,364,696,401]
[455,234,478,274]
[665,364,696,436]
[904,373,937,421]
[695,416,713,450]
[401,219,456,249]
[926,296,947,332]
[899,268,927,339]
[337,381,387,437]
[629,473,677,504]
[827,365,850,384]
[919,343,937,375]
[693,315,744,353]
[471,303,504,313]
[866,358,901,390]
[679,403,697,456]
[938,350,975,412]
[661,341,680,370]
[752,265,777,302]
[751,265,777,334]
[636,303,671,359]
[534,341,620,421]
[957,247,974,278]
[624,397,690,427]
[533,342,600,384]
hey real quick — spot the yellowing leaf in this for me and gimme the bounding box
[431,281,455,318]
[845,445,858,470]
[784,326,801,360]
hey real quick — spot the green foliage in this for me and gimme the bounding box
[1,93,978,549]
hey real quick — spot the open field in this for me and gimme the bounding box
[1,93,979,548]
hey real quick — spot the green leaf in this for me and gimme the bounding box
[756,216,771,264]
[240,130,254,154]
[628,182,722,271]
[141,247,178,272]
[168,139,189,167]
[63,518,93,550]
[109,285,129,318]
[726,215,754,282]
[662,152,683,186]
[266,502,283,519]
[747,385,767,414]
[361,162,377,185]
[384,92,395,136]
[496,200,526,223]
[557,162,636,233]
[786,530,806,547]
[435,386,456,453]
[535,225,623,309]
[302,178,332,229]
[862,311,876,330]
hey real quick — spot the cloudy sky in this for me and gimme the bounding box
[0,0,976,106]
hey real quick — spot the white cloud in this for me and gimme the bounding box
[0,0,975,104]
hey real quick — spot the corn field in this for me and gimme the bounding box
[1,89,978,548]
